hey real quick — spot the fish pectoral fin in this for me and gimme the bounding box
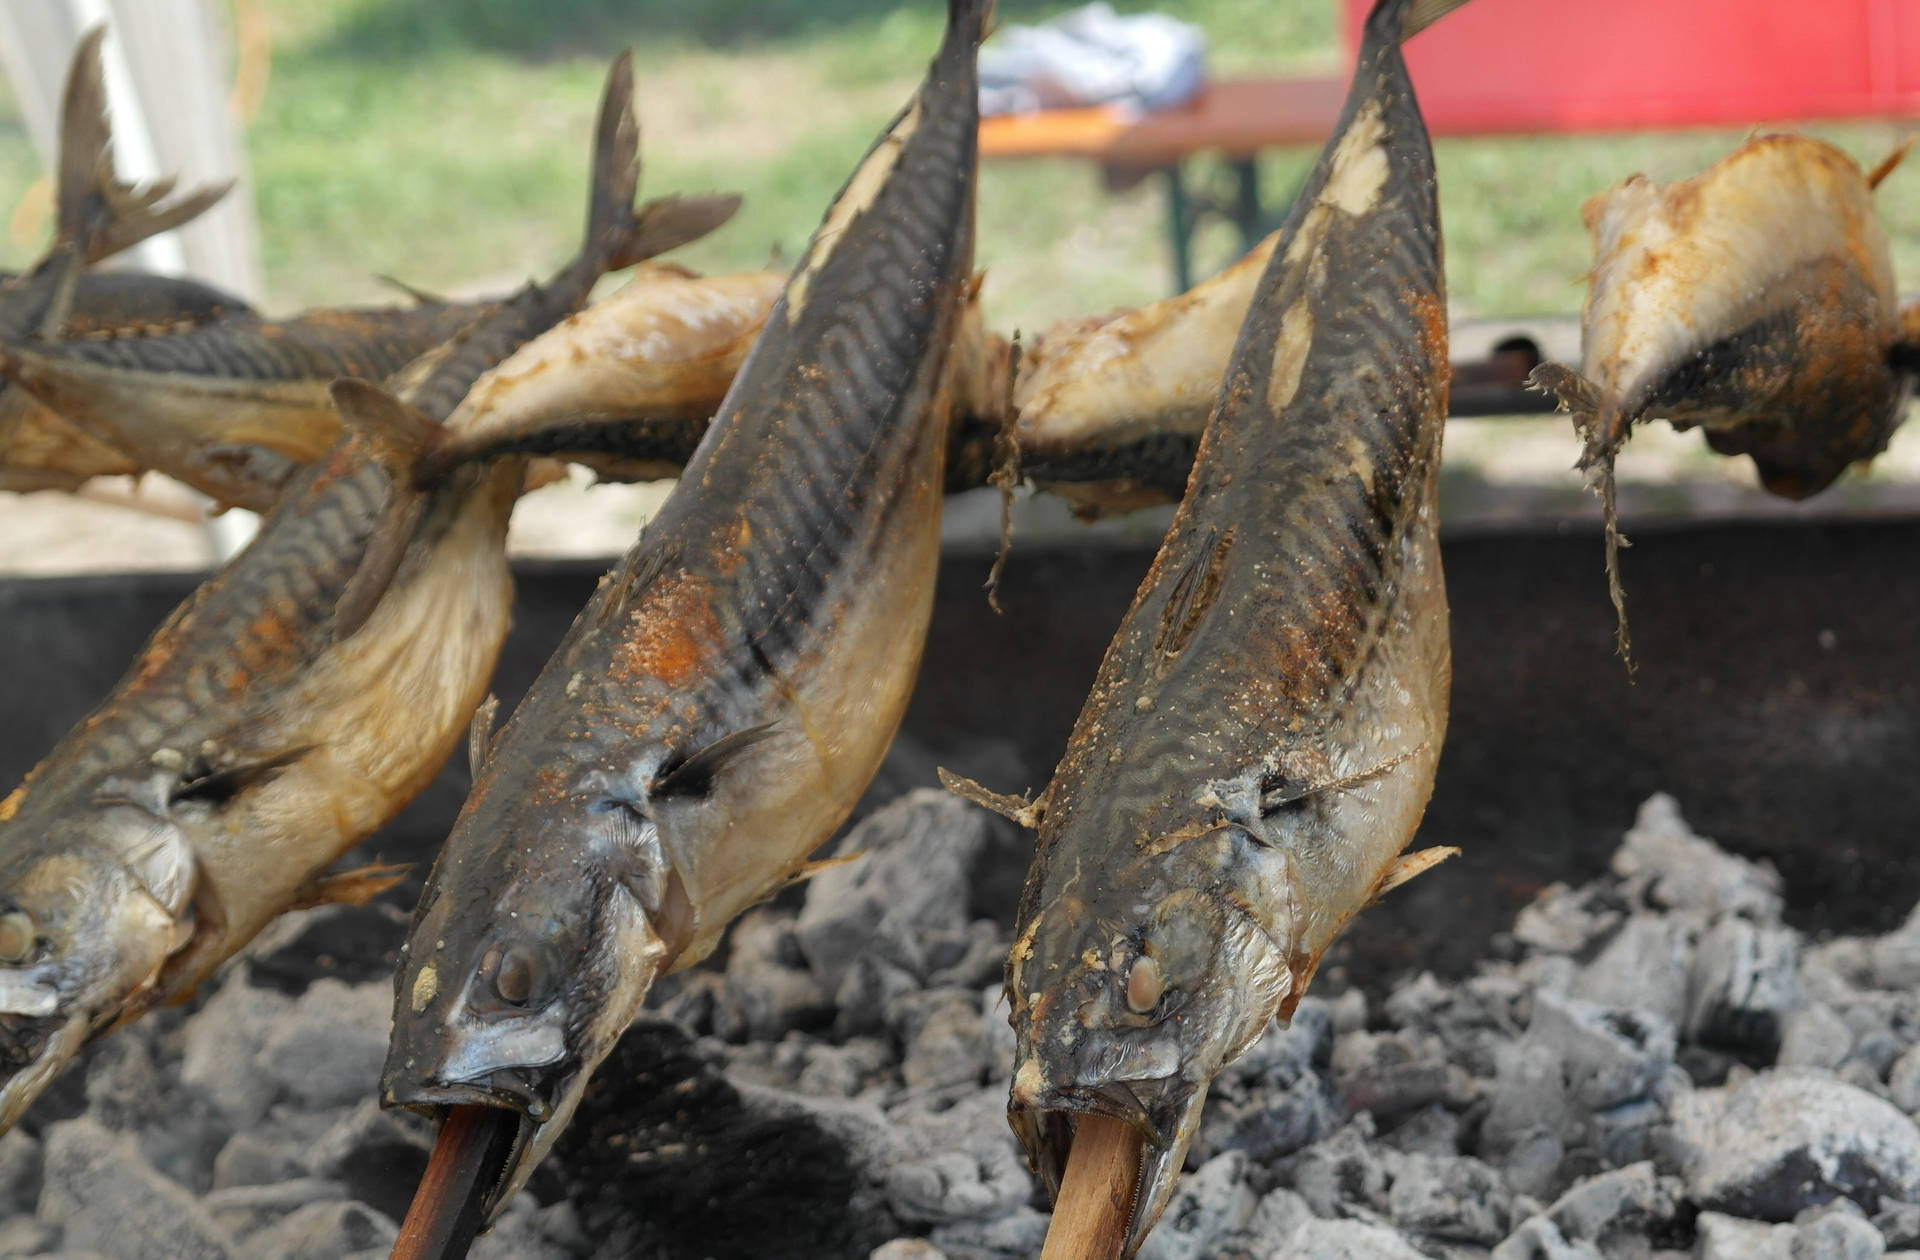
[467,694,502,777]
[329,378,452,642]
[652,724,780,800]
[937,767,1044,829]
[1866,136,1915,191]
[780,852,863,890]
[288,862,412,913]
[170,745,313,807]
[1368,845,1460,906]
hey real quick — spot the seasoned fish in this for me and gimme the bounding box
[950,0,1464,1250]
[0,24,233,496]
[381,0,985,1224]
[1533,134,1915,653]
[0,291,491,512]
[0,54,728,1133]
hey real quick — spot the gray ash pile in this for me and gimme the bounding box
[9,789,1920,1259]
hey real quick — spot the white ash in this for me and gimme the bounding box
[15,789,1920,1259]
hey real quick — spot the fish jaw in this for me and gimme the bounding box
[0,808,196,1134]
[1009,1069,1209,1255]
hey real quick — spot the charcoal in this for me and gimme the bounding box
[1791,1197,1886,1260]
[1877,1199,1920,1248]
[245,1200,396,1260]
[796,791,1001,990]
[1388,1152,1512,1244]
[1685,918,1799,1057]
[1282,1116,1393,1216]
[1609,794,1783,922]
[1527,991,1676,1111]
[208,1133,302,1192]
[1513,884,1624,956]
[201,1177,348,1239]
[1779,1003,1855,1070]
[1671,1069,1920,1218]
[252,979,389,1110]
[870,1242,951,1260]
[0,1128,43,1212]
[178,979,294,1129]
[1135,1151,1256,1260]
[892,987,991,1091]
[304,1101,432,1222]
[1282,1217,1433,1259]
[1490,1215,1604,1259]
[1873,908,1920,990]
[928,1206,1050,1259]
[713,910,835,1042]
[1694,1212,1797,1260]
[1539,1160,1678,1245]
[39,1118,237,1260]
[1568,916,1694,1031]
[0,1218,60,1255]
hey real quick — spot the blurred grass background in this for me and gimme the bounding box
[0,0,1917,336]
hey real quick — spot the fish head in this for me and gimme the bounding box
[1007,819,1293,1252]
[382,785,688,1218]
[0,786,196,1131]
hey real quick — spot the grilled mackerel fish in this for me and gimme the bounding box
[1532,134,1916,652]
[0,53,728,1134]
[954,0,1463,1250]
[0,23,235,496]
[381,0,985,1223]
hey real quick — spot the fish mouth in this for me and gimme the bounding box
[1009,1073,1208,1256]
[0,1010,90,1134]
[385,1064,566,1223]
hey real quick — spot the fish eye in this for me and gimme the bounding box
[479,941,555,1010]
[1125,953,1165,1014]
[0,912,36,965]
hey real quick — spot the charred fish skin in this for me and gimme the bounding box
[0,52,710,1137]
[383,0,986,1218]
[992,0,1460,1250]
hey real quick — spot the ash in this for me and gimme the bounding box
[12,792,1920,1260]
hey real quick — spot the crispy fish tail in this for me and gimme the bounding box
[1399,0,1474,38]
[56,25,230,269]
[1529,362,1633,665]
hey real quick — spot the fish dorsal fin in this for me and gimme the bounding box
[1369,844,1460,903]
[467,694,501,778]
[938,767,1044,829]
[652,725,779,800]
[1866,136,1914,191]
[330,379,449,641]
[288,862,411,913]
[1151,525,1234,672]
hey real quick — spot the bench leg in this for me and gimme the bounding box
[1230,158,1263,253]
[1162,165,1193,294]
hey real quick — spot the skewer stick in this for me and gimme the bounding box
[390,1105,513,1260]
[1039,1113,1145,1260]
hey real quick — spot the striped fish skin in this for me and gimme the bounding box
[381,0,985,1219]
[0,53,680,1137]
[994,0,1458,1250]
[0,300,490,510]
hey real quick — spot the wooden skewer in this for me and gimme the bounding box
[1039,1113,1145,1260]
[389,1105,514,1260]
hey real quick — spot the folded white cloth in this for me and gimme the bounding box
[979,3,1207,117]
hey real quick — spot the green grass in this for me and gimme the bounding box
[0,0,1918,336]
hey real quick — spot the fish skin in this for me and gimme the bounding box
[0,299,491,510]
[1533,133,1913,656]
[977,0,1461,1250]
[0,52,718,1136]
[381,0,986,1220]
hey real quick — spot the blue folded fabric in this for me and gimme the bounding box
[979,3,1207,117]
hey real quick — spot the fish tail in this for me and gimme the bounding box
[946,0,994,49]
[328,378,448,641]
[1529,362,1634,668]
[581,52,740,274]
[1865,136,1914,191]
[1362,0,1473,46]
[56,25,230,267]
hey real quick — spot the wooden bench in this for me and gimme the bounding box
[980,76,1346,292]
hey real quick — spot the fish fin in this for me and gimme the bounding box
[653,725,780,799]
[1369,845,1460,904]
[170,745,312,807]
[1259,744,1425,814]
[1529,363,1633,669]
[467,694,501,778]
[57,25,229,266]
[373,273,450,306]
[616,193,743,272]
[1398,0,1473,41]
[1866,136,1914,191]
[288,862,412,913]
[329,378,450,641]
[938,767,1044,829]
[780,852,864,891]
